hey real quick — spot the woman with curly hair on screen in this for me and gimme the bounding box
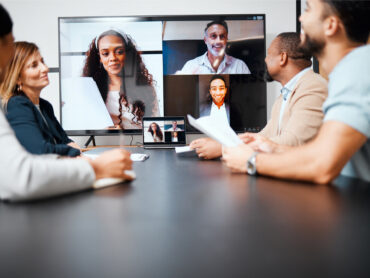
[82,30,159,130]
[148,122,163,142]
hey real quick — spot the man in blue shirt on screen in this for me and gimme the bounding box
[223,0,370,183]
[178,20,251,74]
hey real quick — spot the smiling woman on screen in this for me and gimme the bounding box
[82,30,159,130]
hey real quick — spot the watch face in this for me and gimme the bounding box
[247,154,257,175]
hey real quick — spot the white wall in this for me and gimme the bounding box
[3,0,298,146]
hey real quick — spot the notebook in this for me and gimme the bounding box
[143,116,186,149]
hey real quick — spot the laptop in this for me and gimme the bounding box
[143,116,186,149]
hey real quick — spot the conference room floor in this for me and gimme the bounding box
[1,147,369,278]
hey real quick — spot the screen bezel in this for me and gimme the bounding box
[58,14,266,136]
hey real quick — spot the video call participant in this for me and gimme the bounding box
[147,122,163,142]
[82,30,159,129]
[178,20,251,74]
[190,32,328,159]
[171,131,179,142]
[166,120,182,131]
[199,75,230,123]
[0,41,81,157]
[0,4,133,202]
[223,0,370,183]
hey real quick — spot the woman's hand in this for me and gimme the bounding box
[68,141,81,150]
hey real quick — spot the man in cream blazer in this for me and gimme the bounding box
[190,32,328,159]
[259,69,327,146]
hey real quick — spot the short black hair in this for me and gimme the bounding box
[322,0,370,43]
[209,74,226,87]
[276,32,312,68]
[0,4,13,38]
[205,20,228,34]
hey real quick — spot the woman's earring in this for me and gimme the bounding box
[17,83,22,92]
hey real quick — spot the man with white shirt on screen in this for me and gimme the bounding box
[167,120,183,131]
[178,20,251,74]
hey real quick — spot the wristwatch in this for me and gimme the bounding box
[246,152,259,175]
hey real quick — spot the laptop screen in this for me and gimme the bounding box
[143,117,186,146]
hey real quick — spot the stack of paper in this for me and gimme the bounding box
[187,115,242,147]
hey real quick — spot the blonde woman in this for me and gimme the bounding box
[0,41,81,157]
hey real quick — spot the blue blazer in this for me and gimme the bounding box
[6,94,80,157]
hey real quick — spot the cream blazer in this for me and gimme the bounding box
[259,69,328,146]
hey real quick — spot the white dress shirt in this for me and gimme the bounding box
[179,52,251,74]
[210,102,229,125]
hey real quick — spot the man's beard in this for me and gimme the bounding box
[208,44,225,57]
[300,32,325,58]
[264,63,274,82]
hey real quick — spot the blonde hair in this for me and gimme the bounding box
[0,41,39,108]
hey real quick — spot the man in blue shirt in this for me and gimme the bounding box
[223,0,370,183]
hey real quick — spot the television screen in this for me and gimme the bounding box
[58,15,266,135]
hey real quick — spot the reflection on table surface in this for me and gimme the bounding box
[1,148,369,278]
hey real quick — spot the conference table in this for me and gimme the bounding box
[1,147,370,278]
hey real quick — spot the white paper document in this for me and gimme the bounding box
[83,152,149,162]
[187,115,242,147]
[93,170,136,189]
[61,77,114,130]
[82,150,138,188]
[175,146,192,153]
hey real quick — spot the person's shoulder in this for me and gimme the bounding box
[346,45,370,64]
[226,55,250,73]
[331,45,370,80]
[7,95,33,112]
[183,54,203,66]
[227,55,244,63]
[301,69,328,86]
[39,98,53,110]
[5,96,36,122]
[291,69,328,101]
[8,95,31,106]
[199,102,211,115]
[179,55,204,74]
[226,55,247,65]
